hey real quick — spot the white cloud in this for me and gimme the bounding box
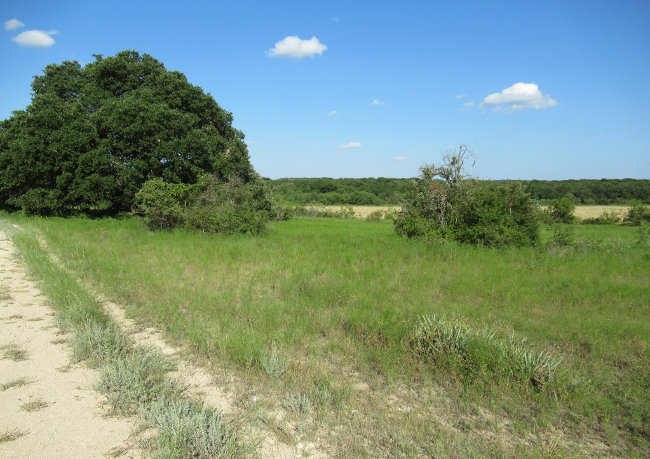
[12,30,56,47]
[268,36,327,59]
[480,82,557,112]
[4,18,24,30]
[371,99,385,105]
[463,101,475,108]
[328,110,338,116]
[393,156,407,161]
[455,94,467,99]
[331,17,340,23]
[337,142,361,149]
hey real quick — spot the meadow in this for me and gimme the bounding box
[7,214,649,457]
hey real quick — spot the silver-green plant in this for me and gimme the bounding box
[144,398,246,458]
[259,341,289,377]
[282,392,312,414]
[412,315,562,389]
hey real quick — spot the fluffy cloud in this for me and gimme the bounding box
[480,82,557,112]
[4,18,24,30]
[392,156,407,161]
[268,36,327,59]
[12,30,56,47]
[328,110,338,116]
[371,99,385,105]
[337,142,361,149]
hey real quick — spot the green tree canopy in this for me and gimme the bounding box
[0,50,255,215]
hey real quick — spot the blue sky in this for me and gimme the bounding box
[1,0,649,179]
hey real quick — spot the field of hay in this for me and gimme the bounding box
[311,205,631,219]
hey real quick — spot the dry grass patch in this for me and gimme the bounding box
[0,342,29,361]
[311,205,399,218]
[312,205,632,220]
[0,286,10,302]
[20,399,50,412]
[0,429,27,443]
[0,377,32,391]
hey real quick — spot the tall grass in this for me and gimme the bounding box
[8,215,649,455]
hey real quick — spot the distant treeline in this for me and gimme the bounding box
[264,178,650,205]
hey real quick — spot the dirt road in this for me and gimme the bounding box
[0,231,140,458]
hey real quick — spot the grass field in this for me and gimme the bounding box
[7,214,649,457]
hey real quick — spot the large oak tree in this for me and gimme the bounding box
[0,51,255,215]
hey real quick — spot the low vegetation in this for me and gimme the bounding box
[395,147,539,247]
[6,212,647,457]
[135,174,275,234]
[0,377,31,392]
[4,222,247,458]
[20,399,50,412]
[0,429,27,443]
[0,343,29,361]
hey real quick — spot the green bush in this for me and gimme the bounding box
[134,174,274,234]
[450,182,539,247]
[133,178,191,230]
[581,210,621,225]
[9,188,64,216]
[395,150,539,247]
[624,200,650,226]
[549,196,575,223]
[365,210,384,221]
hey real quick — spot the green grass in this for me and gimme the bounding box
[0,217,247,458]
[6,215,649,456]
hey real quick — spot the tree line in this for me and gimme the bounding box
[265,177,650,205]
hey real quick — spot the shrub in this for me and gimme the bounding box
[134,174,274,234]
[366,210,384,221]
[144,399,244,458]
[184,175,273,235]
[395,148,539,247]
[9,188,64,216]
[450,181,539,247]
[133,178,191,230]
[549,196,575,223]
[546,224,575,248]
[581,210,621,225]
[624,200,650,226]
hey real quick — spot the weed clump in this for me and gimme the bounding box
[259,341,289,377]
[411,315,562,389]
[144,398,245,458]
[70,318,132,366]
[0,342,29,361]
[97,346,179,414]
[282,392,313,414]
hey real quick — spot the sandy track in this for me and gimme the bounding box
[0,231,140,458]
